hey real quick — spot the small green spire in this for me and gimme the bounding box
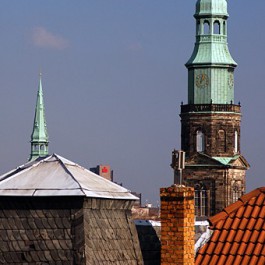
[29,73,49,161]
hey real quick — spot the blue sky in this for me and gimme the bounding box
[0,1,264,205]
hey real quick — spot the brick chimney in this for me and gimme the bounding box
[160,185,195,265]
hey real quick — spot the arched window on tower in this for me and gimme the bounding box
[218,130,226,153]
[214,21,220,34]
[34,144,39,151]
[195,184,209,217]
[203,21,210,35]
[232,182,242,203]
[196,130,205,152]
[234,131,238,153]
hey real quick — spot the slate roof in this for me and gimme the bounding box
[196,187,265,265]
[0,154,137,200]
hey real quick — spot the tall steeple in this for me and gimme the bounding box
[172,0,249,218]
[186,0,236,105]
[29,74,49,161]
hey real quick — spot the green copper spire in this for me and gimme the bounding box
[186,0,237,104]
[29,74,49,161]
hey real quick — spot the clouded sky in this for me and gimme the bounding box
[0,0,264,205]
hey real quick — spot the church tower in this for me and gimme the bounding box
[29,74,49,161]
[176,0,249,218]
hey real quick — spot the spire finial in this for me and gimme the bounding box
[29,74,49,161]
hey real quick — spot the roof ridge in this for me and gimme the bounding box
[54,154,86,196]
[208,211,228,226]
[209,187,265,226]
[240,188,262,204]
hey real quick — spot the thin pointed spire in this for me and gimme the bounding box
[29,74,49,161]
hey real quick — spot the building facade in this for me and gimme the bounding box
[173,0,249,218]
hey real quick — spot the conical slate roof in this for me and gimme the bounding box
[0,154,137,200]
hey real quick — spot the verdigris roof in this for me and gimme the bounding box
[0,153,137,200]
[196,0,228,17]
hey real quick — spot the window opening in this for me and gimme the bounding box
[218,130,226,153]
[203,21,210,35]
[234,131,238,153]
[195,184,208,217]
[232,182,241,203]
[214,21,220,34]
[196,130,205,152]
[34,145,39,151]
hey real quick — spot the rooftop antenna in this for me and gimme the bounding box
[171,150,185,185]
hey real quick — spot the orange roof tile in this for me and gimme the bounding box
[254,218,264,230]
[233,254,243,264]
[252,205,261,218]
[255,193,265,206]
[246,216,257,230]
[253,243,263,256]
[241,229,252,242]
[225,229,236,242]
[257,256,265,265]
[219,230,228,242]
[233,230,244,242]
[237,242,247,255]
[196,187,265,265]
[221,242,231,255]
[226,254,235,265]
[223,216,234,229]
[210,254,219,265]
[241,255,251,265]
[210,230,221,242]
[249,255,259,265]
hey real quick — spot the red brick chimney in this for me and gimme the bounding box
[160,185,195,265]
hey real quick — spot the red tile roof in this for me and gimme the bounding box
[196,187,265,265]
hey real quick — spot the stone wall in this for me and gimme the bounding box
[83,198,143,265]
[0,196,83,264]
[0,196,143,265]
[184,167,246,216]
[160,186,195,265]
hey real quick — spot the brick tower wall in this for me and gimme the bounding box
[180,104,241,157]
[160,185,195,265]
